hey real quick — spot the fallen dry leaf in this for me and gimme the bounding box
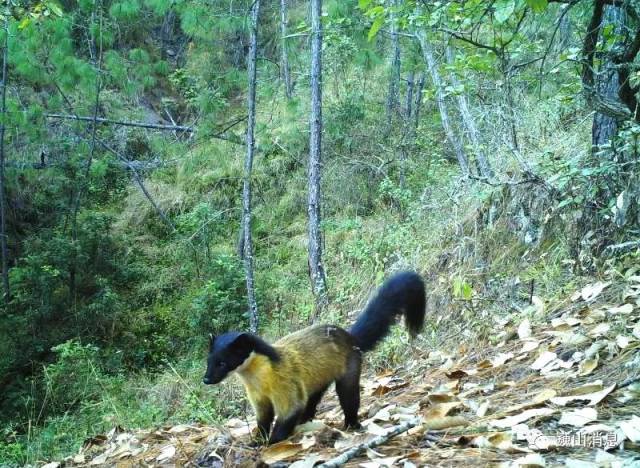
[531,351,557,370]
[518,319,532,339]
[261,441,304,464]
[584,341,606,359]
[468,432,529,454]
[550,383,616,406]
[423,416,468,430]
[607,303,633,315]
[489,408,555,429]
[558,408,598,427]
[428,392,456,404]
[423,401,461,419]
[580,281,610,302]
[365,421,391,436]
[156,445,176,462]
[616,335,632,349]
[588,323,610,338]
[619,415,640,442]
[476,401,490,417]
[501,389,557,415]
[577,354,599,376]
[519,340,540,354]
[491,352,514,367]
[512,453,546,467]
[564,458,598,468]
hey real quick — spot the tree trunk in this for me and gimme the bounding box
[243,0,260,333]
[280,0,293,99]
[308,0,328,309]
[445,46,494,179]
[413,72,425,129]
[418,33,470,177]
[0,17,9,303]
[69,6,103,304]
[556,4,571,53]
[405,71,414,121]
[592,4,625,150]
[398,71,415,188]
[385,0,401,134]
[160,8,176,59]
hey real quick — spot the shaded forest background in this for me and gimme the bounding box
[1,0,640,463]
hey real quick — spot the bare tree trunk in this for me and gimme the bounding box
[556,4,571,53]
[398,71,415,188]
[69,5,103,304]
[280,0,293,99]
[503,60,520,152]
[413,72,425,129]
[308,0,328,309]
[243,0,260,333]
[405,71,414,121]
[385,0,401,134]
[0,17,9,303]
[160,8,176,59]
[592,5,624,150]
[445,46,494,179]
[418,32,470,177]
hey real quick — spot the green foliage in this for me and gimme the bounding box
[190,255,249,335]
[43,341,105,414]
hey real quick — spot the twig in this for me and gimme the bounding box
[618,375,640,390]
[316,417,421,468]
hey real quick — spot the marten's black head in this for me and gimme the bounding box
[203,332,280,385]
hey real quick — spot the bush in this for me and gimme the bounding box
[42,340,106,415]
[190,255,248,335]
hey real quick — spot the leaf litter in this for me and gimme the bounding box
[53,275,640,467]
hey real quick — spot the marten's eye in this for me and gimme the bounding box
[216,361,226,369]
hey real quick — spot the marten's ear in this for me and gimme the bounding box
[208,333,215,348]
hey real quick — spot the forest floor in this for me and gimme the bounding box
[44,273,640,467]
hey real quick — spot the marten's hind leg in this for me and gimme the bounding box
[300,385,329,423]
[335,351,362,429]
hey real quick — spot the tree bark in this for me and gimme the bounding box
[418,32,470,177]
[243,0,260,333]
[405,71,414,121]
[385,0,401,134]
[445,46,494,179]
[308,0,328,309]
[280,0,293,99]
[413,71,425,129]
[69,5,103,304]
[0,17,10,303]
[160,8,176,59]
[592,4,625,150]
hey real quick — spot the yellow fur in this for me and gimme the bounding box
[235,325,352,421]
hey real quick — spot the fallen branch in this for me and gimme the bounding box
[45,113,194,132]
[604,240,640,254]
[316,417,421,468]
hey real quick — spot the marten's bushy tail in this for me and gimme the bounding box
[349,271,426,353]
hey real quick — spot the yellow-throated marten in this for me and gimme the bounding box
[202,271,426,444]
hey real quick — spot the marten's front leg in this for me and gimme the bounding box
[254,399,274,442]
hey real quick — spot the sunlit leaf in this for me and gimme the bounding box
[526,0,548,13]
[368,16,384,41]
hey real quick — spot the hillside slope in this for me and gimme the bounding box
[47,272,640,467]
